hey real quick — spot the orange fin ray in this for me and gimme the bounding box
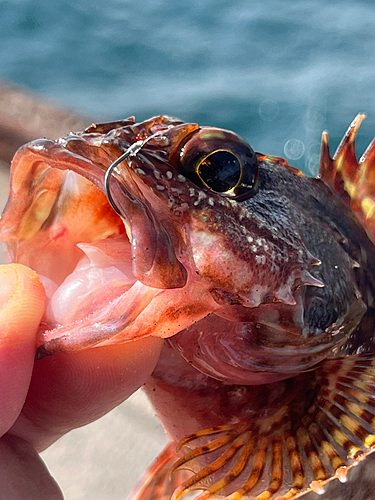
[126,443,190,500]
[171,433,237,474]
[176,425,239,452]
[318,114,375,244]
[172,431,255,500]
[170,355,375,500]
[192,435,257,500]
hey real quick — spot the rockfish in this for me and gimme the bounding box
[1,115,375,499]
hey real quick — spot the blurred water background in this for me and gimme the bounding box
[1,0,375,499]
[1,0,375,175]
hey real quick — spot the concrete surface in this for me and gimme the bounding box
[41,391,167,500]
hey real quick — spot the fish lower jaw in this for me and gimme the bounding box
[36,278,160,357]
[34,235,220,357]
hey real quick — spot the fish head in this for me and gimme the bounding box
[0,116,366,382]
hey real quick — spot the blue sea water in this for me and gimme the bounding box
[0,0,375,174]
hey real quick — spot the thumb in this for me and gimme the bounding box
[0,264,46,436]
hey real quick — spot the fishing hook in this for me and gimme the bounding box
[104,132,166,216]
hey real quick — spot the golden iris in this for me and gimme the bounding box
[177,127,259,201]
[196,149,242,193]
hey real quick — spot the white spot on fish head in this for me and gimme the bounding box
[255,255,266,265]
[198,191,207,202]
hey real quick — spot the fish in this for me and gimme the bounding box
[1,114,375,499]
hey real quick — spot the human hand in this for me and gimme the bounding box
[0,263,163,500]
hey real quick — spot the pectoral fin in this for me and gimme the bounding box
[170,355,375,500]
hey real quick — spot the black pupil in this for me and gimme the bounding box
[198,151,241,192]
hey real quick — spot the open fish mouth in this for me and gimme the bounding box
[0,117,228,357]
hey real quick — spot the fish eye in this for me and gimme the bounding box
[196,150,241,193]
[178,127,259,201]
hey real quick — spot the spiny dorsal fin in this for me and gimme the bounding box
[170,355,375,500]
[318,114,375,245]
